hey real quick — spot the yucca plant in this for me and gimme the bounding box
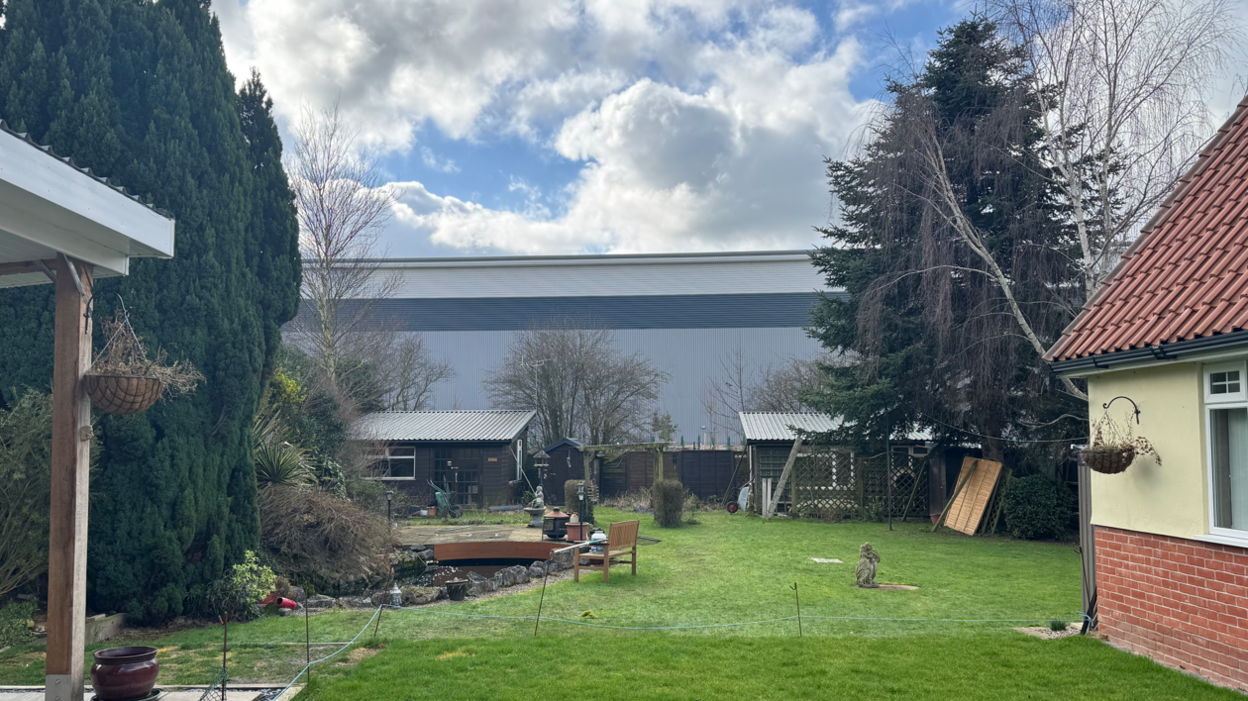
[254,441,316,488]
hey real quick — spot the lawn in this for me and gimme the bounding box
[0,509,1234,698]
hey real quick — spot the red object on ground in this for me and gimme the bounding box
[259,592,299,610]
[90,646,159,701]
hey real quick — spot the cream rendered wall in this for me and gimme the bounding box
[1086,362,1208,539]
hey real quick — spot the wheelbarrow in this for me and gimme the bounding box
[428,480,464,519]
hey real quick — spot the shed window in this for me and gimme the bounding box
[368,446,416,479]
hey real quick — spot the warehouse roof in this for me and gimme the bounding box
[354,410,535,442]
[738,412,840,442]
[1047,95,1248,363]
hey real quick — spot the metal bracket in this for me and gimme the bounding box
[59,254,93,328]
[1102,396,1141,424]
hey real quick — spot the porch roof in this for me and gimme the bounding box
[0,121,175,288]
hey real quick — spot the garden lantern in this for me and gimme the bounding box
[542,507,571,540]
[385,490,394,522]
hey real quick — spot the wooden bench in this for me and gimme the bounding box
[573,520,639,583]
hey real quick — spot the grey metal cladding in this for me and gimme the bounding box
[304,292,839,331]
[738,412,840,442]
[354,410,536,442]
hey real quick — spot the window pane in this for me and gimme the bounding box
[389,446,415,457]
[389,458,415,478]
[1212,407,1248,530]
[1211,371,1241,395]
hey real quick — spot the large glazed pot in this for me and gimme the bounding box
[90,646,159,701]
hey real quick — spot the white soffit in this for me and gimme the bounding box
[0,124,175,288]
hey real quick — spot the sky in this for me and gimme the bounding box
[212,0,1248,259]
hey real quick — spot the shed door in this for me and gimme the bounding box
[434,447,482,506]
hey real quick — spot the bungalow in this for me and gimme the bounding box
[354,410,534,508]
[1046,96,1248,689]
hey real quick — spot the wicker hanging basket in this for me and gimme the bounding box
[84,374,165,415]
[84,301,203,415]
[1081,444,1136,475]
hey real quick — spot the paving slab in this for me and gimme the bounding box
[396,523,545,547]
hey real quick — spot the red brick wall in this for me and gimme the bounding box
[1096,526,1248,690]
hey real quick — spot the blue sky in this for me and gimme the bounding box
[221,0,1248,259]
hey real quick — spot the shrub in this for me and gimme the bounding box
[0,601,36,647]
[1049,619,1068,632]
[258,486,392,588]
[682,493,702,525]
[210,551,275,621]
[564,480,594,524]
[0,391,53,599]
[602,488,652,513]
[1002,475,1074,540]
[653,480,685,527]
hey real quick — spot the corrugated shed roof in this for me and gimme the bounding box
[0,120,173,220]
[738,412,840,442]
[1047,95,1248,362]
[354,410,535,442]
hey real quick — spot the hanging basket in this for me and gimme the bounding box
[1082,445,1136,475]
[84,374,165,415]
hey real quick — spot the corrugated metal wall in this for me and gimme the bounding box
[412,326,823,444]
[376,250,824,299]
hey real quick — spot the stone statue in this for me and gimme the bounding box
[856,542,880,588]
[531,486,544,508]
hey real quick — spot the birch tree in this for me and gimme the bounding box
[287,103,451,411]
[988,0,1238,294]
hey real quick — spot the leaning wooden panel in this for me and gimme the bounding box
[944,457,1003,535]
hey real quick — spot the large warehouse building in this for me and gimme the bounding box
[341,250,835,444]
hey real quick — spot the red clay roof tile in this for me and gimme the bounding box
[1047,96,1248,362]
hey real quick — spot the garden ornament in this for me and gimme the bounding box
[856,543,880,588]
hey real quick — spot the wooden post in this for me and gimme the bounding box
[765,437,803,518]
[46,258,92,701]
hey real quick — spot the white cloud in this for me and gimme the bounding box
[215,0,884,255]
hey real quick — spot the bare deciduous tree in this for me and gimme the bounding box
[484,325,669,446]
[286,102,452,419]
[701,347,826,437]
[988,0,1239,294]
[287,100,396,389]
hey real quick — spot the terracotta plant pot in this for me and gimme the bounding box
[90,646,159,701]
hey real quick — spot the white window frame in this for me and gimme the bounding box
[1204,360,1248,543]
[1205,361,1246,404]
[367,445,417,480]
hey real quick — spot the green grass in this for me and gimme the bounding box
[297,635,1244,701]
[0,509,1231,698]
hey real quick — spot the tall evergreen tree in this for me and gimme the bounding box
[0,0,300,621]
[806,19,1082,465]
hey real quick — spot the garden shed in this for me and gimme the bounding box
[540,438,583,504]
[354,410,535,508]
[739,412,933,519]
[0,121,176,701]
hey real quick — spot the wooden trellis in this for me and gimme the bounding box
[788,446,928,519]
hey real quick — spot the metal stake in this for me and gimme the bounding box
[373,605,385,639]
[791,582,802,637]
[221,611,229,701]
[534,561,552,637]
[304,594,311,681]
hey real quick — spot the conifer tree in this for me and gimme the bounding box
[0,0,300,621]
[806,19,1083,465]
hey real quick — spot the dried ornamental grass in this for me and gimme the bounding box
[86,308,203,413]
